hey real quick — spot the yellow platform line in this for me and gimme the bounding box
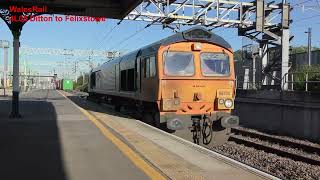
[57,90,166,180]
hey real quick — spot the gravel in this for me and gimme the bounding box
[236,126,320,149]
[232,134,320,162]
[211,141,320,180]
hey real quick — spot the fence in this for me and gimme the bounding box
[283,71,320,91]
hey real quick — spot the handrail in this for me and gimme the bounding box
[283,71,320,91]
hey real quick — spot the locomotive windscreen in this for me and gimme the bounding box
[200,53,230,76]
[163,52,195,76]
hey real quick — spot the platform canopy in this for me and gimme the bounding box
[0,0,144,118]
[0,0,142,19]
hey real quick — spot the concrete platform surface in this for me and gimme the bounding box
[62,91,278,180]
[0,89,277,180]
[0,89,150,180]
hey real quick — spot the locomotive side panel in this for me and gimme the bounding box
[89,59,120,95]
[89,50,161,102]
[101,63,117,91]
[137,55,160,102]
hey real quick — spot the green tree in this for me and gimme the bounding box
[290,46,320,54]
[73,73,89,91]
[293,65,320,91]
[234,50,242,61]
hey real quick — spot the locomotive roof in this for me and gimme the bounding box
[154,26,231,49]
[92,27,232,72]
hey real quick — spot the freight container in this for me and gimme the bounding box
[61,79,73,91]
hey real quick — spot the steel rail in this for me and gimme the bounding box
[229,135,320,166]
[231,128,320,155]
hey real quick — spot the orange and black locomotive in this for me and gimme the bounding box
[88,27,239,145]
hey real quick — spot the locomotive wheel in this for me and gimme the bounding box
[97,98,101,104]
[87,93,95,101]
[95,95,102,104]
[153,112,161,128]
[142,113,154,125]
[114,105,121,112]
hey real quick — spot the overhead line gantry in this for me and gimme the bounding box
[126,0,291,90]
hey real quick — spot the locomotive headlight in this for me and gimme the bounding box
[224,99,233,108]
[173,98,180,105]
[216,89,234,109]
[218,99,224,104]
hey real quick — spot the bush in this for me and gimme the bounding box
[292,65,320,91]
[76,83,88,92]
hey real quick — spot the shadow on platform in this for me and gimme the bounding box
[0,99,67,180]
[66,95,137,120]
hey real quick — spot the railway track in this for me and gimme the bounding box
[79,92,320,179]
[231,128,320,155]
[229,128,320,166]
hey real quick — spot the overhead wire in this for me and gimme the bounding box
[119,28,151,53]
[294,14,320,22]
[87,21,110,49]
[109,24,151,51]
[96,20,122,49]
[292,0,314,6]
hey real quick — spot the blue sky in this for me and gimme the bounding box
[0,0,319,77]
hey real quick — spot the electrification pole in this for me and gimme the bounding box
[281,0,290,91]
[81,71,85,85]
[305,28,312,66]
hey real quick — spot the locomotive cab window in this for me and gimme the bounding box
[144,56,156,78]
[163,52,194,76]
[200,53,230,76]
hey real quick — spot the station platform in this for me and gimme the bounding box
[0,89,277,180]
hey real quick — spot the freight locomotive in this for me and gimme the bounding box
[88,27,239,145]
